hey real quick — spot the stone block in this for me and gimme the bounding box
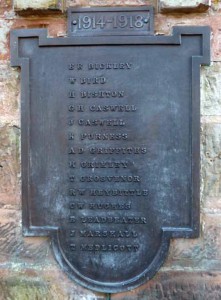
[0,208,106,299]
[201,63,221,116]
[65,0,157,9]
[0,62,20,122]
[112,272,221,300]
[0,0,12,14]
[0,269,105,300]
[0,209,52,264]
[0,21,12,60]
[13,0,61,11]
[201,123,221,197]
[203,196,221,213]
[212,0,221,11]
[212,18,221,61]
[164,213,221,271]
[0,63,20,207]
[159,0,211,13]
[0,124,20,206]
[13,0,158,12]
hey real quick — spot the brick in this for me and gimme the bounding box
[201,63,221,116]
[112,272,221,300]
[201,123,221,197]
[159,0,211,13]
[13,17,67,38]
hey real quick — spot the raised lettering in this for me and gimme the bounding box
[80,90,124,98]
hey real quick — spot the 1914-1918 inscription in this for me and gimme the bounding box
[10,7,210,293]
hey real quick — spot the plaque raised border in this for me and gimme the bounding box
[10,7,210,293]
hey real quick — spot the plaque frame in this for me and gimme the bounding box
[10,7,210,293]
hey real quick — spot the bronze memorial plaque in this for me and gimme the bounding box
[10,7,210,293]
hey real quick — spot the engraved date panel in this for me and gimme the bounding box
[68,7,154,36]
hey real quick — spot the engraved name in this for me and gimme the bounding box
[79,243,139,252]
[80,133,128,140]
[79,175,140,182]
[68,62,132,70]
[78,119,125,126]
[90,189,148,196]
[69,202,132,210]
[89,147,146,154]
[68,189,148,196]
[88,63,132,70]
[80,216,147,224]
[89,105,137,112]
[68,105,137,113]
[79,230,137,238]
[80,161,130,168]
[80,90,124,98]
[68,160,130,168]
[88,202,131,210]
[73,77,107,84]
[67,147,146,155]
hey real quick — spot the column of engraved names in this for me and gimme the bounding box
[67,61,148,253]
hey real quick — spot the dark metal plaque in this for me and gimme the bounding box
[10,7,210,293]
